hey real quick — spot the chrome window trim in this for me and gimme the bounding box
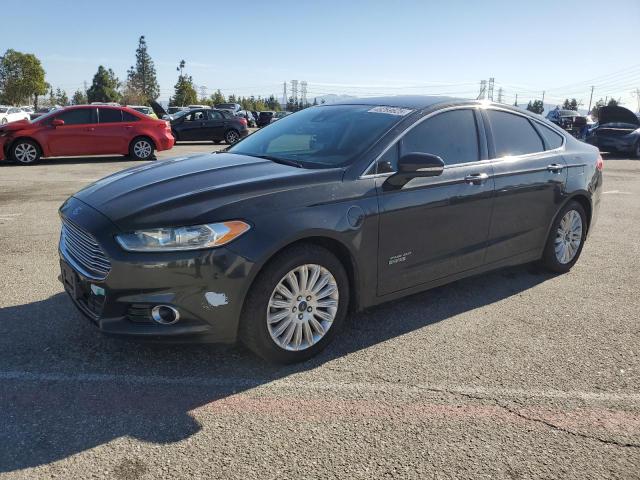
[359,104,567,179]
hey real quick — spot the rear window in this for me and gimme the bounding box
[537,124,564,150]
[487,110,544,157]
[98,108,122,123]
[55,108,94,125]
[122,111,140,122]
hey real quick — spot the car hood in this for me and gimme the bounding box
[72,153,343,231]
[598,106,640,126]
[0,119,30,131]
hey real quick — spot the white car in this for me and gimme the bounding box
[0,106,30,124]
[20,106,34,115]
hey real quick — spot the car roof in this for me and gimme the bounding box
[329,95,460,109]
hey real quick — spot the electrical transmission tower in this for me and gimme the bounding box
[199,85,208,99]
[477,80,487,100]
[301,81,308,105]
[497,87,503,103]
[291,80,299,104]
[487,78,495,101]
[282,82,287,106]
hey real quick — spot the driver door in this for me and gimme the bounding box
[376,108,495,296]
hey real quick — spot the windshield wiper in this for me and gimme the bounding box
[250,154,304,168]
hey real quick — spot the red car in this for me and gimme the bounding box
[0,105,174,165]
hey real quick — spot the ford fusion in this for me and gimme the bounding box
[58,96,603,363]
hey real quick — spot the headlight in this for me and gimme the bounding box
[115,221,250,252]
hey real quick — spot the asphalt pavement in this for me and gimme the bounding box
[0,145,638,479]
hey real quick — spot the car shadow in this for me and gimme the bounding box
[601,151,637,161]
[0,263,553,472]
[0,155,131,167]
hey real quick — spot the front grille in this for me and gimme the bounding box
[127,304,154,323]
[61,220,111,279]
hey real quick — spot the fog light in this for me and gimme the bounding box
[151,305,180,325]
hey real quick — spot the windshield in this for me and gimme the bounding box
[229,104,410,168]
[0,108,7,113]
[171,109,191,119]
[32,108,61,123]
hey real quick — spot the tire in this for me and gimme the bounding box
[224,129,240,145]
[634,140,640,159]
[129,137,155,161]
[239,244,350,364]
[10,139,41,165]
[213,139,222,145]
[171,130,179,142]
[540,200,587,273]
[1,118,7,125]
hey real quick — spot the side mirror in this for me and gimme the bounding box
[386,153,444,188]
[52,119,65,127]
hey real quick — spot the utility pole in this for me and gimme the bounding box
[632,88,640,112]
[497,87,503,103]
[541,90,545,104]
[291,80,299,105]
[282,82,287,108]
[514,93,518,107]
[477,80,487,100]
[301,81,308,106]
[587,85,594,113]
[488,77,495,101]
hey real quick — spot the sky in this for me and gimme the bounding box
[3,0,640,110]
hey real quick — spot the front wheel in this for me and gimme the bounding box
[224,129,240,145]
[10,139,41,165]
[540,201,587,273]
[634,140,640,159]
[129,137,155,160]
[240,244,349,364]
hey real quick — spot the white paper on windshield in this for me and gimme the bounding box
[367,106,413,116]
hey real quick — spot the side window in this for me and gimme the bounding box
[186,111,206,121]
[208,111,223,120]
[55,108,93,125]
[122,111,139,122]
[536,124,564,150]
[98,108,122,123]
[487,110,544,157]
[401,109,479,165]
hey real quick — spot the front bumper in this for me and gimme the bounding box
[58,198,255,343]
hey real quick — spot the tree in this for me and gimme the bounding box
[210,89,226,105]
[607,98,620,107]
[71,89,87,105]
[171,60,197,106]
[55,87,69,106]
[0,49,47,106]
[562,98,579,111]
[87,66,121,103]
[124,36,159,105]
[526,100,544,114]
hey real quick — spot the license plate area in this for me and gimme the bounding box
[60,260,106,319]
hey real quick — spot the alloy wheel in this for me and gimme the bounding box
[554,209,583,264]
[266,264,339,351]
[133,140,152,159]
[14,143,38,163]
[226,130,240,144]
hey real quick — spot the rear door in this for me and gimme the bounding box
[376,108,495,295]
[95,108,127,154]
[204,110,226,140]
[46,108,97,156]
[482,109,568,263]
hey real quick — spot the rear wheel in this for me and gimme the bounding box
[240,244,349,364]
[540,201,587,273]
[224,129,240,145]
[634,140,640,159]
[10,139,41,165]
[129,137,154,161]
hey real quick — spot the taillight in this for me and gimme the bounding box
[239,118,247,127]
[596,154,604,171]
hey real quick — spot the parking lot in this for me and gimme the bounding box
[0,145,639,479]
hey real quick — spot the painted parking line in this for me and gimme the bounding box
[1,370,639,405]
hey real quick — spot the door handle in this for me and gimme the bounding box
[464,172,489,185]
[547,163,564,173]
[124,125,133,129]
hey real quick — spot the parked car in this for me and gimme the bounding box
[270,111,292,124]
[167,106,187,115]
[20,106,35,115]
[187,104,211,110]
[546,108,587,137]
[215,103,242,114]
[169,108,248,144]
[0,106,30,124]
[585,105,640,157]
[127,105,159,119]
[256,110,275,127]
[236,110,256,127]
[30,106,60,121]
[57,96,602,363]
[0,105,174,165]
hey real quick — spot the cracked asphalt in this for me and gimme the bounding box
[0,146,638,479]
